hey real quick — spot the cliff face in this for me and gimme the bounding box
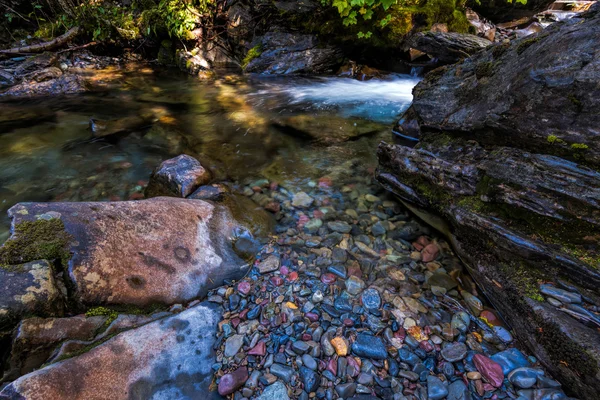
[377,5,600,399]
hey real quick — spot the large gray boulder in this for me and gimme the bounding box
[245,32,343,75]
[377,6,600,399]
[0,302,222,400]
[405,32,492,64]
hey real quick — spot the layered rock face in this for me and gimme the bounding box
[377,5,600,399]
[3,197,255,308]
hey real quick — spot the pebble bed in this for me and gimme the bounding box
[206,165,572,400]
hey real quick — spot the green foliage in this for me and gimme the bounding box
[323,0,524,39]
[139,0,209,39]
[571,143,589,150]
[25,0,213,43]
[242,45,263,69]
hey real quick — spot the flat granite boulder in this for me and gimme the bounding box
[0,302,222,400]
[5,197,256,307]
[0,261,64,330]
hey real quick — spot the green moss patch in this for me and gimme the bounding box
[242,45,263,69]
[475,61,494,79]
[0,218,73,269]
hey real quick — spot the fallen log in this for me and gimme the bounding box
[0,27,80,55]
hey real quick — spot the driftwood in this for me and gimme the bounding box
[0,27,80,55]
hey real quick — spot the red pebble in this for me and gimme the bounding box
[347,357,360,377]
[313,210,324,219]
[480,310,502,327]
[422,243,440,263]
[264,201,280,213]
[343,318,354,327]
[231,318,240,328]
[270,276,284,286]
[297,214,310,228]
[321,273,336,284]
[239,309,249,320]
[327,358,337,375]
[473,354,504,388]
[248,341,266,356]
[237,281,251,295]
[318,176,332,188]
[305,312,319,322]
[419,340,434,352]
[302,333,312,341]
[412,236,431,251]
[288,271,299,282]
[394,327,407,341]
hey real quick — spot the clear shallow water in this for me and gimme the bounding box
[0,67,418,240]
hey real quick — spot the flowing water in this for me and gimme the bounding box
[0,67,418,241]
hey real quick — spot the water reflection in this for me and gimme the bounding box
[0,69,419,240]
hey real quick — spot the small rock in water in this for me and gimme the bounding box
[447,380,469,400]
[427,375,449,400]
[490,348,531,375]
[473,354,504,388]
[292,192,314,208]
[270,363,295,382]
[441,342,467,362]
[224,334,244,357]
[299,365,319,393]
[258,255,280,274]
[508,367,544,389]
[218,367,249,396]
[256,381,290,400]
[361,288,381,312]
[327,221,352,233]
[346,276,366,295]
[331,336,349,356]
[352,333,387,360]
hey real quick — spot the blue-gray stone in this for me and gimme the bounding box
[361,288,382,313]
[352,333,388,360]
[508,367,544,389]
[328,264,348,279]
[427,375,448,400]
[441,342,467,362]
[447,380,471,400]
[334,291,353,312]
[335,382,357,398]
[257,381,290,400]
[299,366,319,393]
[490,348,531,375]
[302,354,317,370]
[398,348,421,367]
[270,363,294,382]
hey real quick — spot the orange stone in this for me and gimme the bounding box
[330,337,349,356]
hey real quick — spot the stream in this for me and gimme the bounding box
[0,66,568,399]
[0,68,418,241]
